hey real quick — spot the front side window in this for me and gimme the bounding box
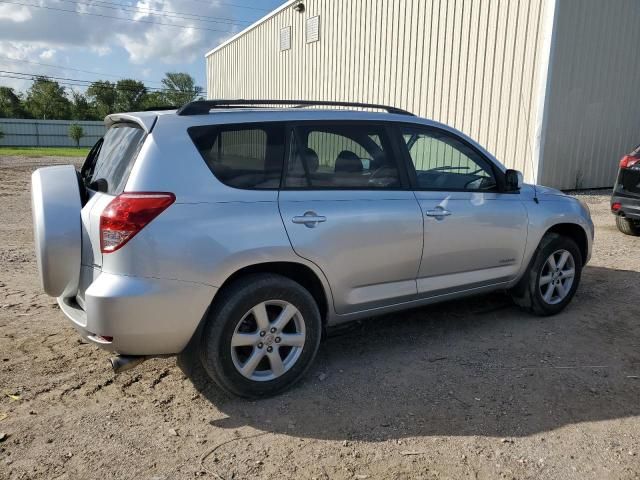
[188,123,284,189]
[285,124,401,189]
[401,127,497,191]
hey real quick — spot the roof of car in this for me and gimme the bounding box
[104,105,507,173]
[106,99,417,131]
[106,107,423,131]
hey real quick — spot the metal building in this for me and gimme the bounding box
[205,0,640,189]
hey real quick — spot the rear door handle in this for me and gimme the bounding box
[292,211,327,228]
[425,207,452,218]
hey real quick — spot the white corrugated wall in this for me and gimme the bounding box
[539,0,640,189]
[206,0,550,182]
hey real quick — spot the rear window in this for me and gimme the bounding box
[82,123,145,194]
[188,123,284,189]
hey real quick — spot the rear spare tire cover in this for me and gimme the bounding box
[31,165,82,297]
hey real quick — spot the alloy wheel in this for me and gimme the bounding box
[539,249,576,305]
[230,300,306,382]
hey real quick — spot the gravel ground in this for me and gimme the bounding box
[0,156,639,480]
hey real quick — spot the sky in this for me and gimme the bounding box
[0,0,285,95]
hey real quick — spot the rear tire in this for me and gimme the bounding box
[200,273,322,398]
[615,215,640,236]
[511,233,582,316]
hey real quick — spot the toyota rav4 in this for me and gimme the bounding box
[31,100,594,398]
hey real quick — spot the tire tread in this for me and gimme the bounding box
[616,216,640,236]
[199,273,322,398]
[511,232,582,316]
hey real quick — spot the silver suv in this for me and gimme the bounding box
[31,100,594,398]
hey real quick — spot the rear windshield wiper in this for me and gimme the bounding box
[88,178,109,193]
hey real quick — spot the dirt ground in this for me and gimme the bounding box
[0,155,639,480]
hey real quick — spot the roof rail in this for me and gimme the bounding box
[176,99,414,116]
[143,105,179,112]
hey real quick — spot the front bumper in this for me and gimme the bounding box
[611,193,640,220]
[58,268,216,355]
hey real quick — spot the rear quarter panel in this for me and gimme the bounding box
[100,198,315,288]
[104,118,332,294]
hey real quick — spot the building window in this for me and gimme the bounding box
[306,15,320,43]
[280,26,291,51]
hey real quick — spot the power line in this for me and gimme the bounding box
[56,0,252,26]
[0,73,208,97]
[0,69,166,90]
[196,1,272,11]
[99,0,253,23]
[0,71,206,95]
[0,72,128,90]
[0,55,164,85]
[0,73,138,91]
[0,0,239,32]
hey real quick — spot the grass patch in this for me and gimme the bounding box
[0,146,90,158]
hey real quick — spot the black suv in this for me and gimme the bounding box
[611,145,640,236]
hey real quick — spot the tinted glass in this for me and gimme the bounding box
[83,123,145,194]
[189,124,284,189]
[285,124,400,189]
[402,127,497,191]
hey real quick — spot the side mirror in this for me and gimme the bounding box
[504,169,523,192]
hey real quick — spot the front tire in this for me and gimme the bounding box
[616,215,640,236]
[200,273,322,398]
[511,233,583,316]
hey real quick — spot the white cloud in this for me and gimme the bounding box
[0,0,234,64]
[0,41,41,59]
[39,49,56,60]
[114,0,239,64]
[0,42,40,90]
[0,0,249,94]
[90,45,112,57]
[116,25,202,64]
[0,4,32,22]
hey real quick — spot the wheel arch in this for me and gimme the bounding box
[215,261,332,325]
[513,220,589,294]
[544,222,589,266]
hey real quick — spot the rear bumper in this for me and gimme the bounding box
[59,269,216,355]
[611,193,640,220]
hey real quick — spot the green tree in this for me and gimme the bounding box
[25,77,71,120]
[141,90,172,110]
[87,80,117,118]
[0,87,26,118]
[115,79,147,112]
[68,124,84,147]
[70,90,97,120]
[161,72,203,106]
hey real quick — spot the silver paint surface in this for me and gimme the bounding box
[32,108,594,355]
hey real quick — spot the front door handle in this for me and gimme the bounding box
[292,211,327,228]
[425,207,452,218]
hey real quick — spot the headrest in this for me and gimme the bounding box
[335,150,363,173]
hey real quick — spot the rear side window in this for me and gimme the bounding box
[285,123,401,189]
[188,123,284,189]
[82,123,145,194]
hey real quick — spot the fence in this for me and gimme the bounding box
[0,118,105,147]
